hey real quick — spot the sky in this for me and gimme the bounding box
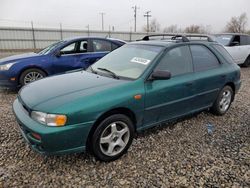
[0,0,249,32]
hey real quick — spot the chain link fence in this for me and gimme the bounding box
[0,27,151,52]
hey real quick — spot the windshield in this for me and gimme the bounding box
[38,41,65,55]
[214,35,233,46]
[91,44,163,79]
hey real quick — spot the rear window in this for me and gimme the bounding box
[212,44,235,64]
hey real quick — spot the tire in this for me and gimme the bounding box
[211,86,234,116]
[19,68,46,86]
[242,56,250,67]
[91,114,134,162]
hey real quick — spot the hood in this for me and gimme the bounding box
[19,71,128,111]
[0,52,40,64]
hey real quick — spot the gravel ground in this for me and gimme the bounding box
[0,68,249,187]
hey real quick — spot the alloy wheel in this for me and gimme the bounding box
[24,71,44,85]
[99,121,130,156]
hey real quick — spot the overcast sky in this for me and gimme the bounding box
[0,0,249,32]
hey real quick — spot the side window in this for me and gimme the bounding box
[240,35,248,45]
[60,42,77,55]
[190,45,220,72]
[248,36,250,45]
[230,35,240,46]
[155,46,193,76]
[79,40,88,53]
[92,40,112,52]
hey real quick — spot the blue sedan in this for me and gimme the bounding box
[0,37,125,88]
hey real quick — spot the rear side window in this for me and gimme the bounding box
[92,39,112,52]
[212,44,235,64]
[190,45,220,72]
[155,46,193,76]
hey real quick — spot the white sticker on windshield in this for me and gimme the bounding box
[131,57,151,65]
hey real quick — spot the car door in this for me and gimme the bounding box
[239,35,250,62]
[88,39,113,65]
[52,40,91,74]
[225,35,247,64]
[144,45,195,126]
[190,44,226,109]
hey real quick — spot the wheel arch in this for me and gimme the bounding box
[224,82,235,101]
[86,107,137,151]
[18,66,48,84]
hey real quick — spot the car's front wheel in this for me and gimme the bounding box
[211,85,234,115]
[19,68,46,86]
[91,114,134,162]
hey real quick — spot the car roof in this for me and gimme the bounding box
[214,33,250,36]
[128,40,218,48]
[63,36,126,43]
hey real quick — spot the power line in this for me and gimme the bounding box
[144,11,152,33]
[132,5,139,32]
[100,12,105,31]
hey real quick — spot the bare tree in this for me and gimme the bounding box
[225,13,248,33]
[184,25,205,33]
[143,18,161,32]
[163,25,179,33]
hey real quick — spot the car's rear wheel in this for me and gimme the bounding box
[91,114,134,162]
[211,85,234,115]
[19,68,46,86]
[242,56,250,67]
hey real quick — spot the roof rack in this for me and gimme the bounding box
[141,34,214,42]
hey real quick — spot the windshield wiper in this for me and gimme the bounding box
[88,66,97,74]
[97,68,119,79]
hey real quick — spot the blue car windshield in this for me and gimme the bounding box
[38,41,65,55]
[91,44,163,79]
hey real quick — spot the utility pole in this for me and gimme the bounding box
[100,12,105,31]
[132,5,139,32]
[31,21,36,50]
[144,11,152,33]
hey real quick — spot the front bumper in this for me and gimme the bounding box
[0,71,18,88]
[12,99,94,155]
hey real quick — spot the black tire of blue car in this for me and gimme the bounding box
[91,114,135,162]
[242,56,250,67]
[211,85,234,116]
[19,68,46,87]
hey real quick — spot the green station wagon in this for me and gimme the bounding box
[13,34,241,161]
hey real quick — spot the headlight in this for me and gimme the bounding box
[0,62,15,71]
[31,111,67,127]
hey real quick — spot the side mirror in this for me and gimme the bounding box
[149,70,171,81]
[231,41,240,46]
[54,51,61,58]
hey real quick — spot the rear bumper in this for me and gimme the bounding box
[12,99,94,155]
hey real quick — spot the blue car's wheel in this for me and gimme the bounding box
[91,114,134,162]
[19,68,46,86]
